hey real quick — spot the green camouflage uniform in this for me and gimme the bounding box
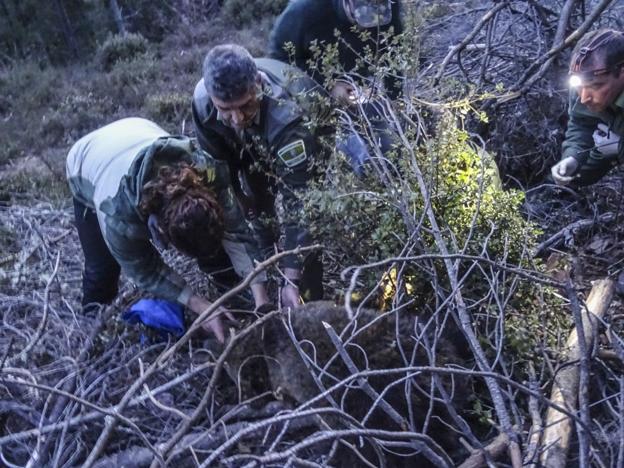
[67,118,262,305]
[269,0,403,98]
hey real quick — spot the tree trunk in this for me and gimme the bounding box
[109,0,126,35]
[52,0,79,60]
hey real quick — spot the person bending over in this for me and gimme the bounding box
[552,29,624,186]
[67,117,269,341]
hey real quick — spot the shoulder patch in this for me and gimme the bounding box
[277,139,307,167]
[205,166,216,183]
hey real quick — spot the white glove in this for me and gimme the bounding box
[593,123,620,156]
[551,156,579,185]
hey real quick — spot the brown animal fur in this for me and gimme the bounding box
[226,301,468,466]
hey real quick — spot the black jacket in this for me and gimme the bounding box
[269,0,403,98]
[192,58,332,269]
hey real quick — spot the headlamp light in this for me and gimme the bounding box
[569,74,583,88]
[567,61,624,88]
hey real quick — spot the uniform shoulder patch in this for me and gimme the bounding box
[204,166,216,183]
[277,139,307,168]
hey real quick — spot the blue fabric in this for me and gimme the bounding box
[122,299,185,337]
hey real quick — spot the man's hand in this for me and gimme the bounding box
[593,123,620,156]
[281,283,302,309]
[250,281,270,309]
[200,307,229,343]
[331,81,357,106]
[281,268,302,309]
[551,156,579,185]
[187,294,233,343]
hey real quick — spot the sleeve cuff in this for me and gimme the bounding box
[564,148,588,165]
[177,286,193,307]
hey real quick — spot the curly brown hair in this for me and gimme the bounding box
[140,163,224,257]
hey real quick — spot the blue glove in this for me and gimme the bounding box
[122,299,185,338]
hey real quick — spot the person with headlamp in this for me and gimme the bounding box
[551,29,624,186]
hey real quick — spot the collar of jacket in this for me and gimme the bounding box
[100,136,210,222]
[613,89,624,110]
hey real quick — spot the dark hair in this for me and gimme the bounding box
[202,44,257,101]
[140,163,224,257]
[571,29,624,72]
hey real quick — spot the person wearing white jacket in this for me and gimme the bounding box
[67,117,269,341]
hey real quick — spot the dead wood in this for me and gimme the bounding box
[540,278,615,468]
[533,212,615,257]
[458,429,512,468]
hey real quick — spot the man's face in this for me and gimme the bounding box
[210,85,261,130]
[573,60,624,113]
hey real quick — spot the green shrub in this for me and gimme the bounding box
[42,92,116,145]
[301,111,567,374]
[99,52,157,108]
[222,0,288,27]
[144,92,189,128]
[97,33,150,71]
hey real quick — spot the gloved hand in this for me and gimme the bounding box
[122,299,185,338]
[551,156,579,185]
[593,123,620,155]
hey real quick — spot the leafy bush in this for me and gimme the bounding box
[0,62,64,164]
[222,0,288,27]
[302,110,568,372]
[144,92,190,128]
[43,93,116,145]
[97,33,150,71]
[100,52,158,108]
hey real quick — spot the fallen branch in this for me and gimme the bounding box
[9,251,60,365]
[82,245,321,468]
[434,2,509,85]
[458,429,514,468]
[540,278,615,468]
[533,212,615,257]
